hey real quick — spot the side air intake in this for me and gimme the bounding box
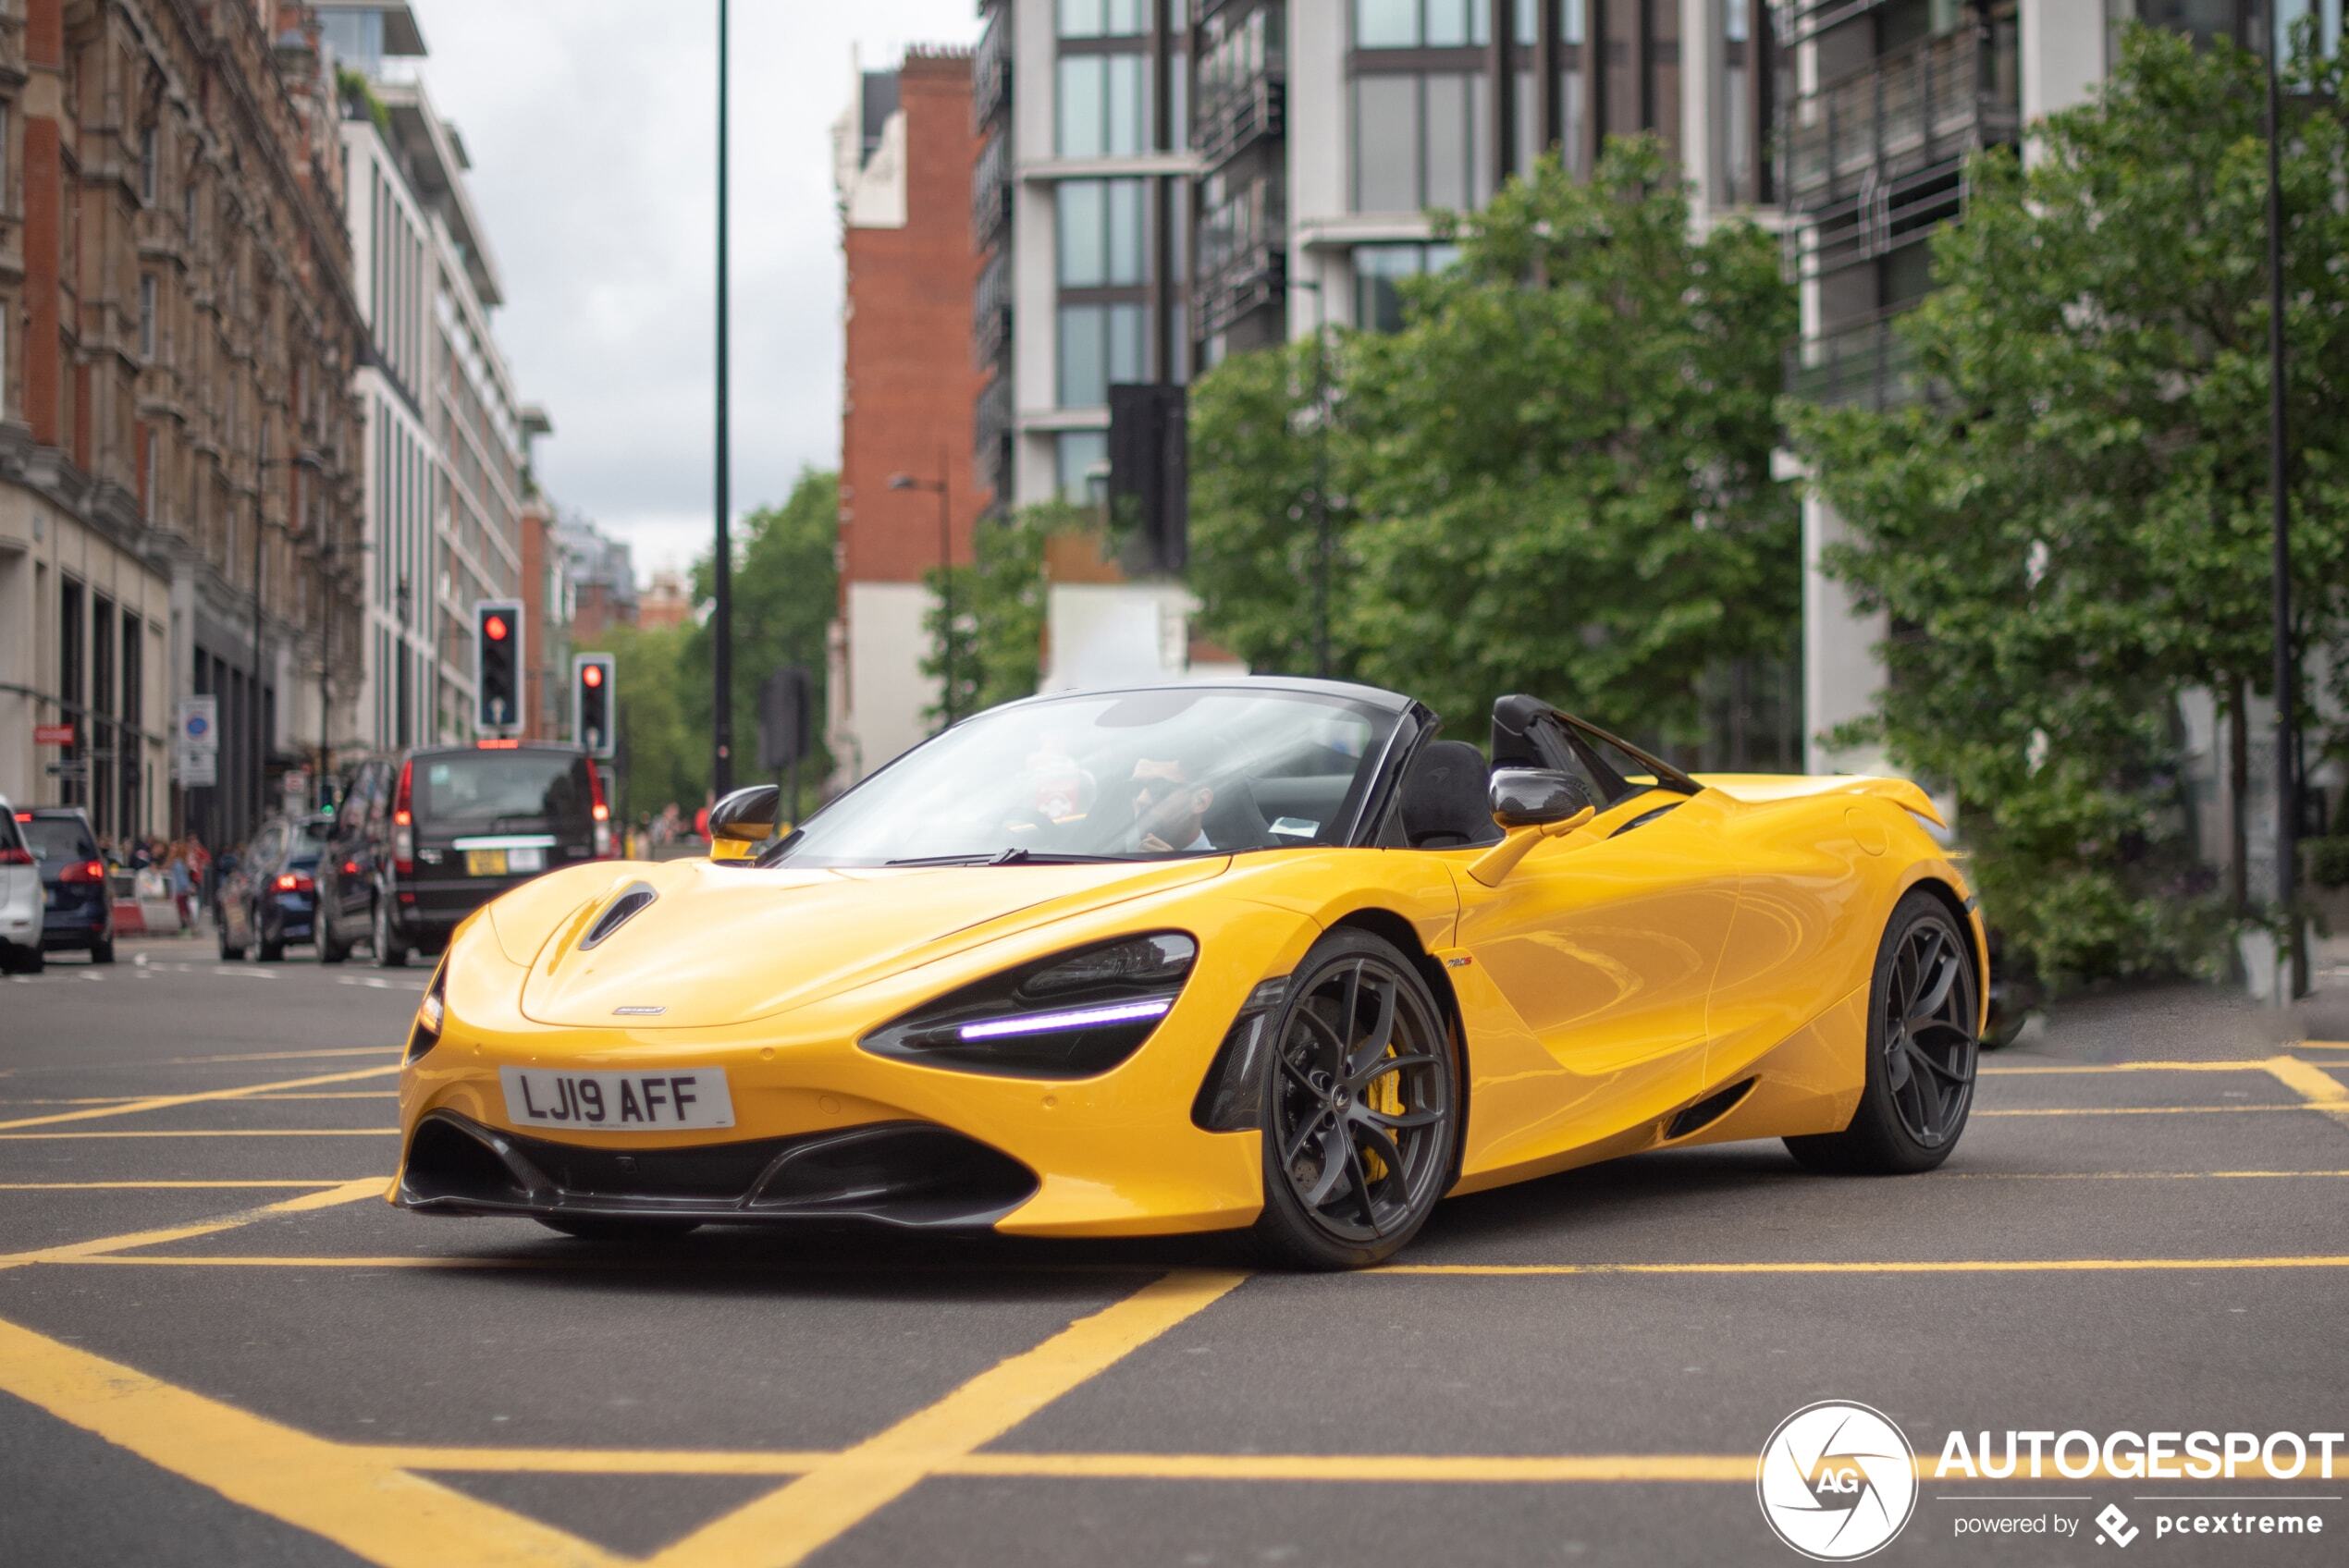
[579,882,658,950]
[1665,1078,1758,1142]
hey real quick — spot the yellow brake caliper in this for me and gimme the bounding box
[1359,1053,1404,1182]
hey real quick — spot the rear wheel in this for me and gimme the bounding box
[373,897,410,969]
[316,907,349,964]
[256,906,284,962]
[535,1216,704,1242]
[1787,891,1980,1175]
[1251,929,1457,1269]
[217,917,245,962]
[89,934,115,964]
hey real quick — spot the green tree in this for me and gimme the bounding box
[921,503,1076,723]
[1182,140,1797,749]
[1787,26,2349,986]
[1184,334,1359,676]
[683,467,840,791]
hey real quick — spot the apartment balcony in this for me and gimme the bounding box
[972,129,1013,254]
[1194,178,1285,341]
[973,249,1013,374]
[973,8,1012,134]
[974,372,1015,507]
[1785,304,1925,410]
[1782,22,2018,215]
[1195,72,1284,172]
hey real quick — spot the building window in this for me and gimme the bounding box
[1354,242,1458,332]
[1059,0,1150,36]
[1352,73,1488,212]
[1056,178,1150,286]
[1356,0,1492,48]
[1056,430,1110,502]
[138,275,156,360]
[183,178,196,241]
[1058,301,1147,406]
[139,127,156,205]
[1057,54,1151,157]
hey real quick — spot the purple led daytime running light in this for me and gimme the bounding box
[956,997,1174,1042]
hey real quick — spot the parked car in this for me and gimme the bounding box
[17,806,113,963]
[0,798,43,974]
[316,742,612,969]
[217,812,331,962]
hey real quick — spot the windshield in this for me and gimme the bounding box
[414,752,592,829]
[779,687,1401,867]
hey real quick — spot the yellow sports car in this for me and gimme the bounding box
[396,680,1987,1268]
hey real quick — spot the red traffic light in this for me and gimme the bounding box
[583,664,604,688]
[484,614,510,643]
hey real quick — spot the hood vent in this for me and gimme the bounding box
[579,882,658,951]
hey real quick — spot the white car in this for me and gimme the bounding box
[0,796,46,974]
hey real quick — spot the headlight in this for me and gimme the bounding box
[408,962,447,1061]
[859,933,1196,1078]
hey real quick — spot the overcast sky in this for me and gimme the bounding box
[416,1,981,582]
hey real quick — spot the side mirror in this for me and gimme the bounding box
[1469,769,1597,888]
[1489,768,1593,828]
[707,785,780,864]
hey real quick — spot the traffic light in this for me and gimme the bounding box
[573,654,615,759]
[474,600,523,734]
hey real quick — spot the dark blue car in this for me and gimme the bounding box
[218,812,331,962]
[18,807,114,963]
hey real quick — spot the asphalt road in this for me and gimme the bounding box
[3,934,2347,1566]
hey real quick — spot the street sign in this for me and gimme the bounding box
[45,760,87,779]
[176,749,216,787]
[33,722,74,746]
[177,695,218,755]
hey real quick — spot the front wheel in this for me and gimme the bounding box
[1786,890,1980,1175]
[1251,929,1458,1270]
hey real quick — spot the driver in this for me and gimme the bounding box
[1128,750,1217,853]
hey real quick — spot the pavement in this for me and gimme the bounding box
[2,935,2346,1565]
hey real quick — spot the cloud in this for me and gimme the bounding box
[412,0,981,580]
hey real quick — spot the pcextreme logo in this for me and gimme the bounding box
[1757,1401,1920,1561]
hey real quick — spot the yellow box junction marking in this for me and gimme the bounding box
[638,1269,1248,1568]
[0,1128,398,1140]
[0,1180,387,1272]
[0,1064,400,1133]
[2265,1055,2348,1108]
[0,1180,375,1192]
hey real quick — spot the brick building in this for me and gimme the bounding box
[829,46,988,781]
[0,0,367,851]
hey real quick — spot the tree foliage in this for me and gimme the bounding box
[684,467,839,790]
[1788,26,2349,986]
[1183,140,1797,751]
[574,619,698,822]
[922,503,1079,723]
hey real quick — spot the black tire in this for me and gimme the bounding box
[256,907,284,962]
[316,907,349,964]
[217,919,245,962]
[1787,890,1980,1176]
[535,1215,704,1242]
[372,896,410,969]
[0,944,36,975]
[89,935,115,965]
[1250,929,1458,1270]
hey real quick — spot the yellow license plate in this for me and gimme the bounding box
[464,849,507,876]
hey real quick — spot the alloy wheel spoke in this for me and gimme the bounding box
[1345,978,1399,1081]
[1296,1005,1348,1076]
[1276,1048,1321,1097]
[1912,948,1959,1022]
[1356,1121,1408,1191]
[1341,1137,1379,1230]
[1362,1105,1443,1130]
[1351,1049,1436,1091]
[1900,1067,1939,1142]
[1301,1124,1351,1207]
[1907,1039,1970,1086]
[1282,1105,1331,1167]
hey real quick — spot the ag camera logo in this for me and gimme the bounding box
[1757,1401,1919,1561]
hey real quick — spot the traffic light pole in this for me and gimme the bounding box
[710,0,734,798]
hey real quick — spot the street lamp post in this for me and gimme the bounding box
[889,472,955,726]
[1289,276,1332,679]
[2260,1,2304,999]
[711,0,734,798]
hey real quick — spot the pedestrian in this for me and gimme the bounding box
[166,843,193,931]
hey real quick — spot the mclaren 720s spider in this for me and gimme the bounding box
[393,679,1988,1268]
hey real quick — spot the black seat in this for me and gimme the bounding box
[1398,741,1502,850]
